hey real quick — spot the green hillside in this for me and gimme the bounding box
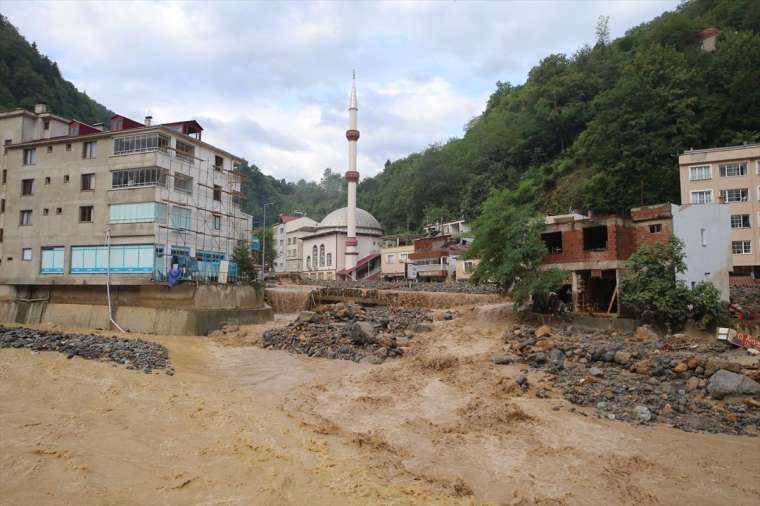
[356,0,760,232]
[0,14,112,124]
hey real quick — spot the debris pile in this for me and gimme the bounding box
[305,279,498,294]
[262,303,432,363]
[503,324,760,435]
[0,326,173,374]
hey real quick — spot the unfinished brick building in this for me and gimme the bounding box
[541,204,675,315]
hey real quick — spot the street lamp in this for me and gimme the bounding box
[262,202,273,277]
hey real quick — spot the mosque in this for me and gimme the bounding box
[300,74,384,281]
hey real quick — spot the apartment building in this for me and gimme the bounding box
[679,143,760,276]
[423,218,473,242]
[0,104,252,286]
[380,234,416,280]
[272,214,318,273]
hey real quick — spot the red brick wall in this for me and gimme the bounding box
[630,204,671,222]
[543,224,638,265]
[634,222,672,248]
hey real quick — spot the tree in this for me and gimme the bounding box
[621,236,692,330]
[469,189,566,309]
[595,15,611,46]
[232,240,257,283]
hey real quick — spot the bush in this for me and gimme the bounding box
[690,281,728,330]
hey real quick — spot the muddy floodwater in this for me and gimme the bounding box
[1,307,759,505]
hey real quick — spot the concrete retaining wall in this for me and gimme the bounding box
[0,283,273,335]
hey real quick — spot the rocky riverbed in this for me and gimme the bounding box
[500,324,760,435]
[262,303,434,363]
[0,326,173,374]
[305,279,498,294]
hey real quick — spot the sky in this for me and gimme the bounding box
[4,0,680,182]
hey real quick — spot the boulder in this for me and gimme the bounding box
[410,323,433,334]
[635,325,658,341]
[535,325,552,338]
[633,360,653,376]
[708,370,760,399]
[297,311,318,323]
[673,362,689,373]
[686,356,704,370]
[589,367,604,377]
[535,339,554,352]
[492,355,514,365]
[685,376,700,391]
[632,405,652,423]
[349,322,376,346]
[704,358,742,377]
[614,351,631,366]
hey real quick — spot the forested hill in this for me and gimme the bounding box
[354,0,760,233]
[0,15,112,124]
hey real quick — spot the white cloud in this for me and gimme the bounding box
[3,0,680,181]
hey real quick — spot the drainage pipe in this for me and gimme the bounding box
[105,228,126,333]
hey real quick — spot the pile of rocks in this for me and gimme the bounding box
[0,326,173,375]
[262,303,432,363]
[304,279,498,295]
[501,324,760,435]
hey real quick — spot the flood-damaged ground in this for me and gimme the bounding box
[1,304,760,505]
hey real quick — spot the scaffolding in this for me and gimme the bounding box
[152,144,251,283]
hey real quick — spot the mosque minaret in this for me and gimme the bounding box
[344,70,360,279]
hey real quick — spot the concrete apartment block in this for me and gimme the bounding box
[679,143,760,275]
[0,107,252,286]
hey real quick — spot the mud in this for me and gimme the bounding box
[2,308,760,505]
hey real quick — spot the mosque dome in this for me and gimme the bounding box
[317,207,383,235]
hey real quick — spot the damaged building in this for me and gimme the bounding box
[542,203,731,315]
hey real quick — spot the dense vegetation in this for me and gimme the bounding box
[356,0,760,233]
[0,15,112,124]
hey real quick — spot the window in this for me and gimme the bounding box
[82,141,97,159]
[113,133,169,155]
[386,254,395,264]
[70,244,154,273]
[56,207,62,215]
[541,231,563,253]
[213,185,222,201]
[197,251,224,263]
[0,229,3,242]
[214,155,224,171]
[173,173,193,193]
[41,247,64,274]
[46,145,53,153]
[732,240,752,255]
[21,178,33,195]
[582,226,608,251]
[2,169,6,183]
[319,245,325,267]
[327,253,332,266]
[109,202,166,224]
[23,148,36,165]
[400,253,408,263]
[649,224,662,234]
[170,206,192,230]
[44,176,50,184]
[719,162,747,178]
[22,248,32,261]
[19,210,32,226]
[112,167,166,189]
[175,140,195,162]
[719,188,748,203]
[81,173,95,191]
[731,214,751,229]
[43,208,49,216]
[690,190,712,204]
[65,143,71,152]
[79,206,94,223]
[688,165,711,181]
[306,256,311,269]
[63,175,70,183]
[213,215,221,230]
[0,199,4,213]
[43,120,50,131]
[464,261,475,273]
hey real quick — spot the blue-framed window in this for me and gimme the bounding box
[41,247,64,274]
[71,244,154,273]
[197,251,224,263]
[110,202,166,224]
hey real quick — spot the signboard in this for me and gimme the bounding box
[717,327,760,353]
[250,237,261,252]
[218,260,229,284]
[407,263,417,280]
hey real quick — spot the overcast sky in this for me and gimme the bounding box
[5,0,679,182]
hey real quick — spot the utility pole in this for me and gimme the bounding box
[262,202,273,278]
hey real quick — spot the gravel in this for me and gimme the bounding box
[0,326,173,375]
[506,324,760,435]
[262,303,432,363]
[301,279,499,294]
